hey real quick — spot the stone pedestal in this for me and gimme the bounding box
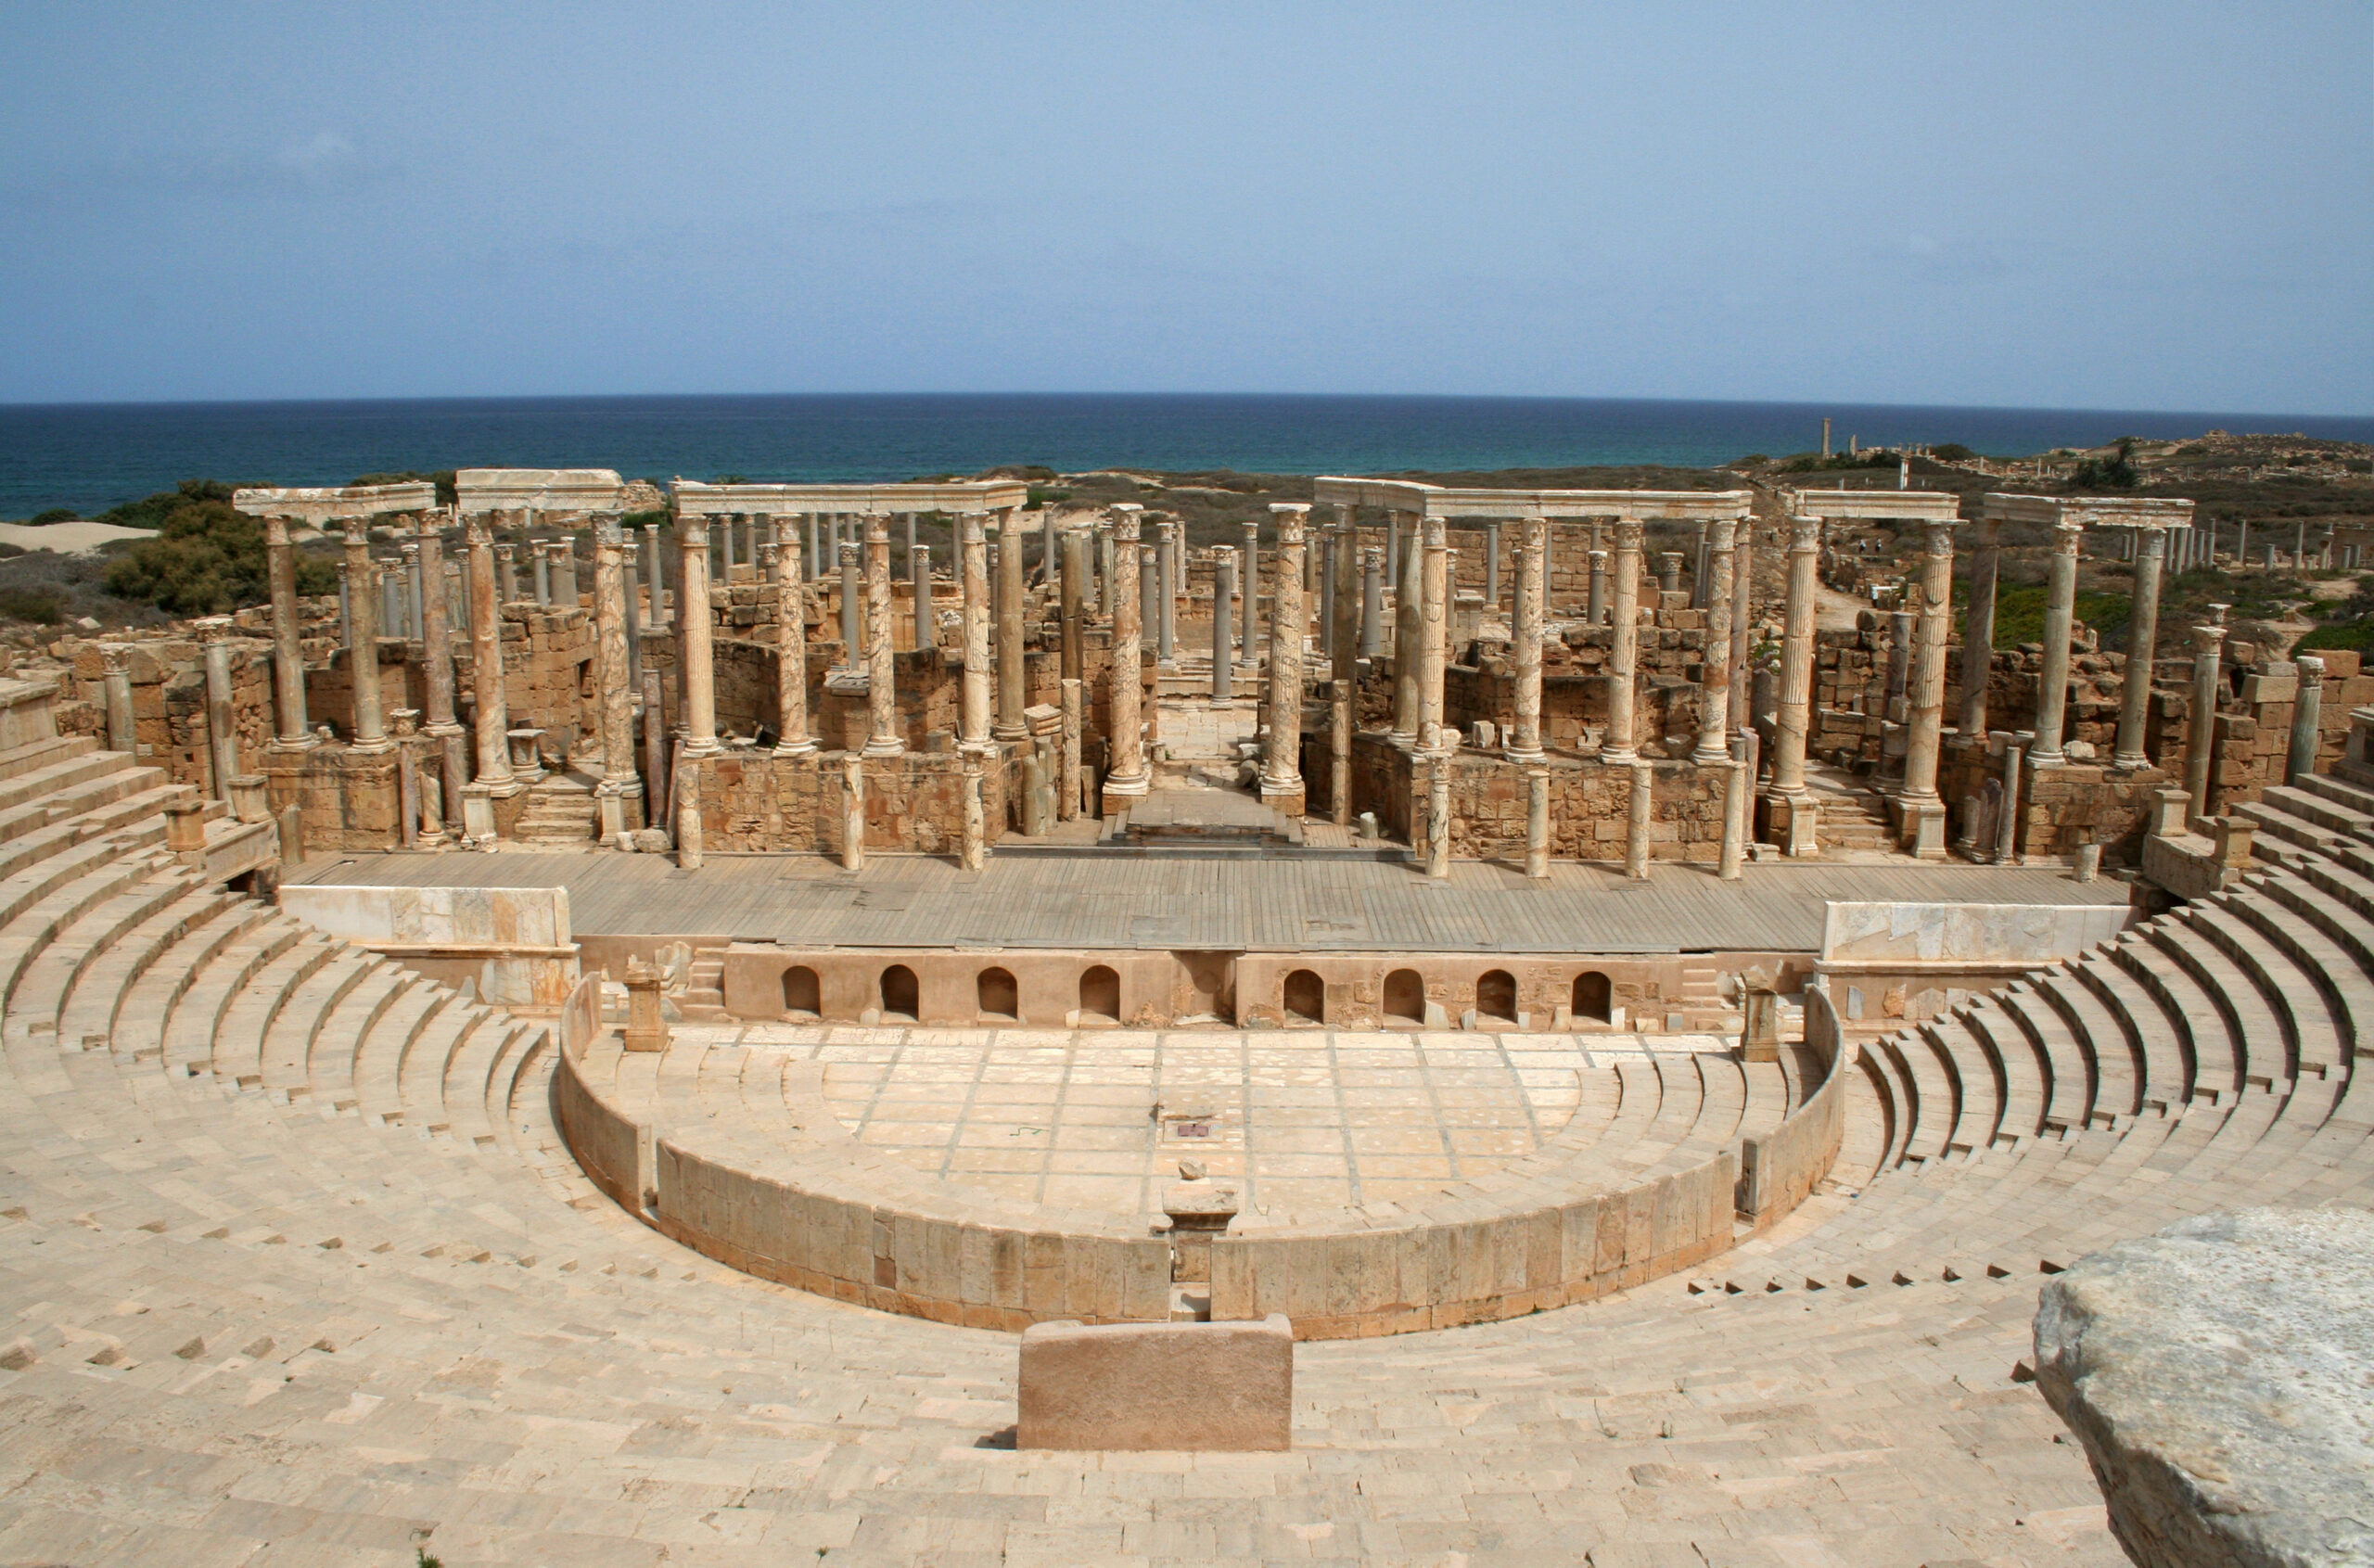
[621,959,670,1052]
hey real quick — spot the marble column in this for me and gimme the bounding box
[1484,520,1502,611]
[1626,759,1653,881]
[532,542,551,608]
[338,520,389,750]
[1602,519,1644,764]
[772,519,814,757]
[2029,518,2084,768]
[958,516,993,752]
[262,516,314,750]
[864,516,901,757]
[495,542,518,606]
[1359,544,1385,661]
[1259,504,1308,812]
[1238,520,1257,663]
[187,635,235,806]
[1423,752,1450,878]
[1330,678,1353,825]
[622,539,644,690]
[839,753,864,871]
[1691,519,1739,763]
[1419,516,1449,750]
[416,516,466,838]
[836,542,862,667]
[805,516,822,584]
[1719,747,1747,881]
[464,518,514,794]
[592,516,644,835]
[1507,516,1547,762]
[960,752,987,871]
[678,520,718,757]
[1155,523,1178,667]
[336,562,353,650]
[1104,506,1148,801]
[1959,516,2001,739]
[1657,552,1684,594]
[1691,522,1712,609]
[2288,657,2326,786]
[1211,555,1235,702]
[1525,766,1550,880]
[1897,517,1954,857]
[2184,609,2227,825]
[403,542,424,639]
[99,646,134,756]
[1053,531,1085,682]
[1391,513,1422,745]
[1587,518,1608,624]
[2112,525,2168,769]
[994,509,1027,741]
[1059,676,1083,821]
[1729,521,1754,743]
[1769,516,1821,798]
[913,544,934,655]
[1331,505,1360,677]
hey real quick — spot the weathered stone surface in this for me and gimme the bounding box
[2034,1207,2374,1568]
[1018,1314,1292,1451]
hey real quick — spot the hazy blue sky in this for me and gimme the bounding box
[4,2,2368,412]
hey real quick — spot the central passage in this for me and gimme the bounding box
[704,1023,1734,1217]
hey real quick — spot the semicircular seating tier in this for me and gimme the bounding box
[0,662,2368,1562]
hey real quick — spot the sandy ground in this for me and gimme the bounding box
[0,521,153,555]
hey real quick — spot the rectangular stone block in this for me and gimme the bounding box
[1018,1314,1293,1451]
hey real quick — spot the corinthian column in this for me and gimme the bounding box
[1959,515,2001,738]
[1896,517,1955,857]
[263,516,315,750]
[2183,607,2227,825]
[678,516,718,756]
[1507,516,1546,761]
[592,515,645,834]
[2112,525,2168,769]
[863,516,902,757]
[773,518,814,756]
[1391,512,1422,744]
[1259,504,1308,812]
[1692,518,1738,762]
[464,517,515,791]
[338,519,389,750]
[1602,518,1643,763]
[417,514,466,837]
[1419,516,1449,748]
[959,515,992,752]
[2029,518,2084,768]
[1104,505,1149,801]
[1330,504,1360,676]
[1769,515,1821,797]
[993,507,1027,741]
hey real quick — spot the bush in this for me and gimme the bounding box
[96,478,249,531]
[0,588,65,624]
[28,507,77,526]
[2071,439,2139,490]
[1991,584,2132,648]
[1929,443,1976,463]
[103,492,333,615]
[2296,616,2374,653]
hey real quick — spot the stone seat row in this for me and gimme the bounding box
[1706,780,2374,1296]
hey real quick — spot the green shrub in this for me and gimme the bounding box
[1929,443,1976,463]
[96,478,248,530]
[2296,616,2374,653]
[0,588,65,624]
[28,507,77,525]
[2071,439,2139,490]
[103,492,333,615]
[1991,583,2131,647]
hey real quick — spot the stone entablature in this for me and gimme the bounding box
[1783,488,1963,523]
[1313,477,1752,522]
[230,480,436,524]
[454,468,626,516]
[670,478,1030,516]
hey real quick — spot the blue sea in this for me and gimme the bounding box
[4,392,2371,518]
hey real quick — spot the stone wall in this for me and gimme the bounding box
[51,633,276,793]
[683,745,1024,855]
[1333,735,1728,861]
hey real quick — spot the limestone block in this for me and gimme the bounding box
[2035,1208,2373,1568]
[1018,1314,1294,1451]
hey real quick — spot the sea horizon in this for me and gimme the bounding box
[5,389,2371,518]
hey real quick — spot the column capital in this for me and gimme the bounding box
[1360,543,1383,567]
[837,542,861,567]
[1785,515,1821,552]
[338,516,368,546]
[1421,515,1447,547]
[2298,654,2326,688]
[262,515,292,547]
[1613,516,1645,549]
[468,516,494,548]
[1704,516,1738,551]
[1920,517,1956,555]
[1269,503,1308,542]
[2133,524,2168,560]
[2049,517,2085,555]
[866,515,890,544]
[1107,504,1143,542]
[594,512,622,546]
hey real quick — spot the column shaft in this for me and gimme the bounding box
[1211,556,1235,702]
[863,516,901,756]
[1259,505,1308,808]
[416,517,466,836]
[2184,616,2227,823]
[1391,513,1421,744]
[994,510,1027,739]
[340,520,389,748]
[2029,519,2084,766]
[1331,505,1360,676]
[1692,518,1737,762]
[465,519,514,791]
[1359,545,1385,660]
[2112,527,2167,767]
[1900,518,1954,801]
[1419,517,1449,749]
[679,521,718,755]
[960,516,992,751]
[1602,519,1643,762]
[1507,516,1546,760]
[2288,657,2326,785]
[1769,516,1821,796]
[263,516,313,747]
[773,519,814,755]
[1959,517,2001,737]
[1104,507,1147,797]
